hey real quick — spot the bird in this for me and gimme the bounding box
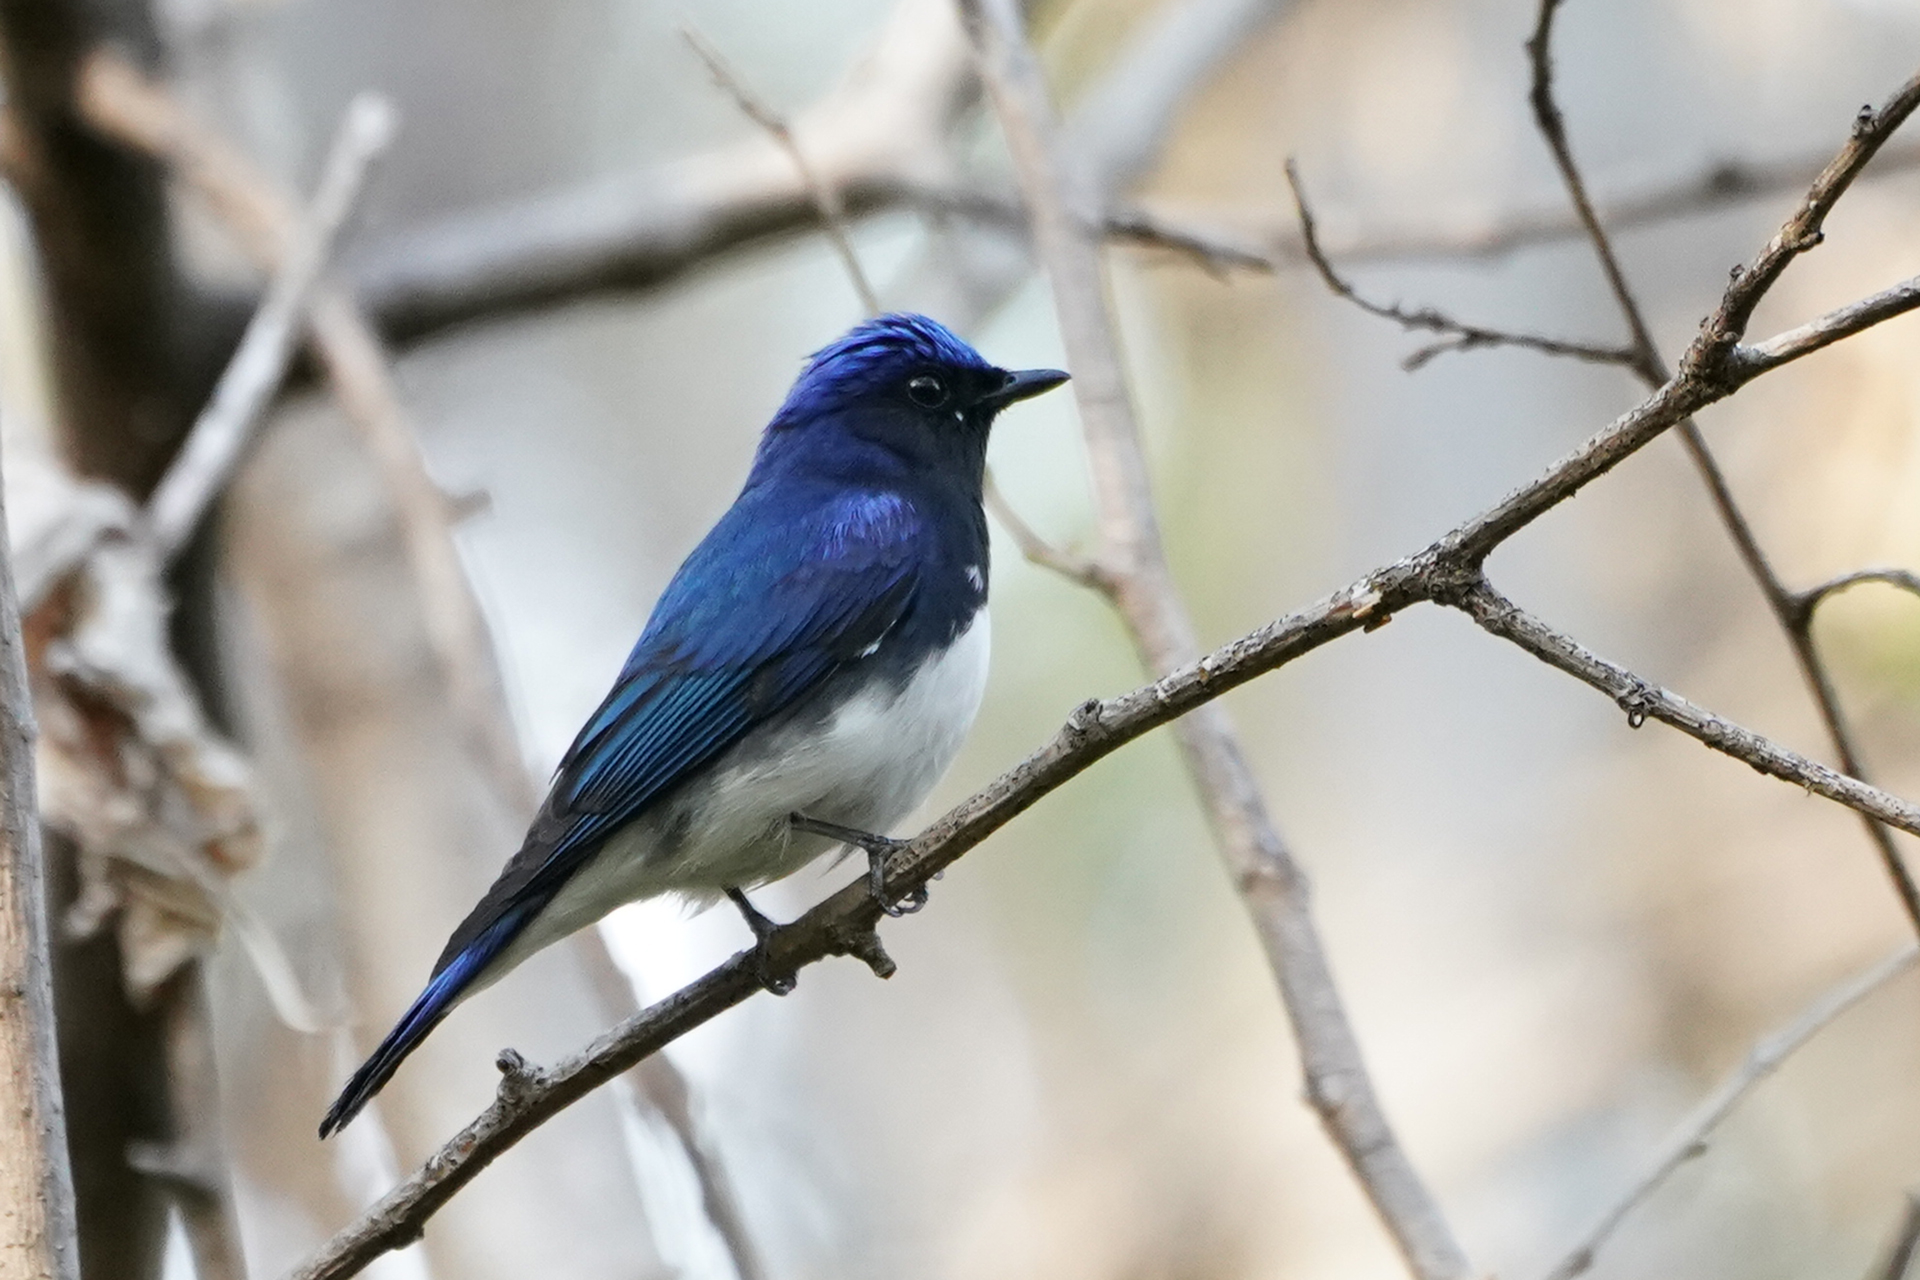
[319,312,1068,1137]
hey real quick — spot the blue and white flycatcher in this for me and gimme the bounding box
[320,313,1067,1136]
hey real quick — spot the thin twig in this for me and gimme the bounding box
[982,471,1110,588]
[0,413,80,1280]
[1286,161,1638,372]
[1450,575,1920,832]
[143,94,396,560]
[1525,0,1920,931]
[1249,141,1920,269]
[1796,567,1920,617]
[961,2,1472,1277]
[1736,275,1920,375]
[681,23,881,316]
[1538,945,1918,1280]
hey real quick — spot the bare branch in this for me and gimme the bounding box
[143,93,395,560]
[1736,275,1920,376]
[962,2,1472,1277]
[1797,567,1920,617]
[1523,0,1920,930]
[280,45,1920,1280]
[681,22,881,315]
[1286,160,1639,372]
[1526,0,1663,379]
[1451,577,1920,833]
[1255,142,1920,269]
[982,470,1110,589]
[283,534,1920,1279]
[1539,945,1917,1280]
[284,264,1920,1280]
[349,0,974,340]
[1698,77,1920,353]
[0,420,79,1280]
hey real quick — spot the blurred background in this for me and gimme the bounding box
[2,0,1920,1277]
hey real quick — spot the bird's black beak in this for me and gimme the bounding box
[980,367,1070,409]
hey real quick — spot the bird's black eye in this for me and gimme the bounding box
[906,374,948,408]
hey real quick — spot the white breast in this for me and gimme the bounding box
[522,610,993,945]
[674,608,993,887]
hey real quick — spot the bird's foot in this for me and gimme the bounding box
[725,887,796,995]
[788,812,926,917]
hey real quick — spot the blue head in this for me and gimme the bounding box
[748,314,1068,496]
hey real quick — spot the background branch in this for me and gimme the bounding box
[0,420,79,1280]
[143,93,395,560]
[680,22,881,316]
[1798,568,1920,616]
[1285,160,1638,371]
[1538,945,1918,1280]
[959,3,1473,1278]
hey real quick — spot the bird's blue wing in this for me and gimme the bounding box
[463,484,923,955]
[317,487,924,1137]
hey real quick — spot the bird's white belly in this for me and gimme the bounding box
[526,610,990,942]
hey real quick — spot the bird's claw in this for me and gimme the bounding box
[787,812,923,916]
[726,887,796,995]
[867,848,925,917]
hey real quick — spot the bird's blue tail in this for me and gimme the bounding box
[318,907,529,1138]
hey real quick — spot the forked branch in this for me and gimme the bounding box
[288,51,1920,1280]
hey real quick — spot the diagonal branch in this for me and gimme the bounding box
[1286,160,1639,372]
[285,513,1920,1279]
[962,3,1471,1278]
[1735,275,1920,376]
[1450,576,1920,832]
[1526,0,1920,931]
[143,93,395,559]
[680,23,881,316]
[283,48,1920,1280]
[1537,944,1918,1280]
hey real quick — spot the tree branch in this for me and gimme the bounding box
[1525,0,1920,931]
[680,23,881,316]
[1538,945,1918,1280]
[282,43,1920,1280]
[142,93,395,560]
[0,416,80,1280]
[1286,160,1639,371]
[1796,568,1920,617]
[1450,576,1920,833]
[283,508,1920,1280]
[1241,141,1920,269]
[964,3,1476,1277]
[1735,275,1920,375]
[348,0,975,341]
